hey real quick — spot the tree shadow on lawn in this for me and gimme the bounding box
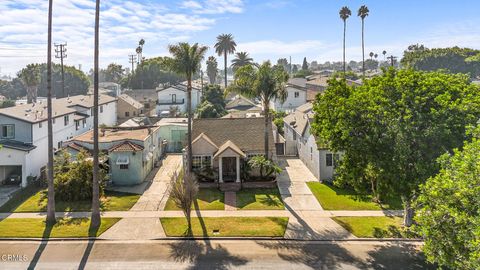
[0,185,41,213]
[196,189,224,204]
[366,242,436,270]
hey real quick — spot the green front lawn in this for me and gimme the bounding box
[307,182,402,210]
[0,218,120,238]
[161,217,288,237]
[236,188,285,210]
[332,216,415,238]
[164,188,225,211]
[0,186,140,212]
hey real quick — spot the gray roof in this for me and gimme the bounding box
[288,78,307,89]
[118,94,144,109]
[0,140,36,151]
[157,83,201,93]
[0,94,116,123]
[225,95,261,112]
[123,89,158,102]
[192,118,274,153]
[284,102,314,135]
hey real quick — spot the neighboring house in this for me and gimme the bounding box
[0,94,117,187]
[223,95,262,118]
[270,78,307,113]
[66,126,162,186]
[117,94,144,124]
[156,83,202,115]
[156,118,187,153]
[283,102,339,182]
[123,89,157,116]
[99,82,121,97]
[119,116,154,128]
[191,118,275,183]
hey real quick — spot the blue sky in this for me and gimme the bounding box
[1,0,480,76]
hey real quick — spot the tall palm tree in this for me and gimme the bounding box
[168,43,208,175]
[358,5,369,76]
[229,62,288,158]
[374,53,378,59]
[206,56,218,84]
[382,50,387,60]
[369,52,374,60]
[231,52,253,72]
[46,0,55,225]
[91,0,101,228]
[214,34,236,89]
[339,6,351,74]
[19,64,40,104]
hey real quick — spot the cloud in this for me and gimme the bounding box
[237,40,325,56]
[181,0,244,14]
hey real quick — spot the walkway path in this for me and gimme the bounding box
[224,191,237,211]
[277,158,355,240]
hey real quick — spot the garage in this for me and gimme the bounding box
[0,165,22,186]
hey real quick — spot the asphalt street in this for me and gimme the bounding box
[0,239,435,270]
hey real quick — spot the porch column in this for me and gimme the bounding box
[219,157,223,183]
[236,156,240,183]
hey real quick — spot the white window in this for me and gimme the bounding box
[192,155,212,170]
[1,125,14,139]
[64,115,69,126]
[125,112,130,117]
[120,164,129,170]
[326,153,340,167]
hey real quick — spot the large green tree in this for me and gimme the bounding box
[214,33,237,89]
[229,62,289,158]
[122,57,183,89]
[312,68,480,226]
[168,42,208,175]
[415,126,480,270]
[0,78,26,100]
[18,64,40,103]
[197,84,226,118]
[104,63,125,83]
[401,46,480,78]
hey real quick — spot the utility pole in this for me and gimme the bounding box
[387,55,397,67]
[128,54,137,74]
[55,43,67,97]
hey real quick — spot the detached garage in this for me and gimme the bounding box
[0,140,36,187]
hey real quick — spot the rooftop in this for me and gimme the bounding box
[73,126,160,143]
[0,94,116,123]
[118,94,144,110]
[192,117,274,153]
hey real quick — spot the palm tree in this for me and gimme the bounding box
[369,52,374,60]
[339,6,352,74]
[91,0,101,228]
[206,56,218,84]
[19,64,40,104]
[46,0,55,225]
[214,34,236,89]
[137,39,145,64]
[358,5,369,76]
[374,53,378,59]
[168,43,208,175]
[229,62,288,158]
[231,52,253,72]
[382,50,387,60]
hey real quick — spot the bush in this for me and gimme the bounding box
[54,150,108,201]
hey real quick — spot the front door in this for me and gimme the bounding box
[222,157,236,182]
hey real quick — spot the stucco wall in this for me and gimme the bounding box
[270,86,307,112]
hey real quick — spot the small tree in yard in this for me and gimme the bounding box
[169,171,199,233]
[248,156,282,180]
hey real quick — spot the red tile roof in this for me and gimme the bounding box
[109,141,144,152]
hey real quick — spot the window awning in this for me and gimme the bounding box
[116,156,129,165]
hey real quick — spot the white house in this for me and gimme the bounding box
[270,78,307,113]
[283,102,340,182]
[0,94,117,187]
[156,83,202,115]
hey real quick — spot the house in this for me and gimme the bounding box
[117,94,144,124]
[156,118,187,153]
[0,94,117,187]
[66,126,162,186]
[123,89,157,116]
[190,118,275,183]
[156,83,202,115]
[283,102,339,182]
[270,78,307,112]
[223,95,262,118]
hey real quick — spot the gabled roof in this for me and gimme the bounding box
[284,102,314,135]
[192,118,274,153]
[156,83,201,93]
[118,94,144,110]
[0,140,36,152]
[109,141,144,152]
[192,133,218,149]
[226,95,257,109]
[63,142,90,152]
[213,140,246,159]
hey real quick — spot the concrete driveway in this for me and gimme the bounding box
[277,157,354,240]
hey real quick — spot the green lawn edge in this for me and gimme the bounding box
[160,217,288,237]
[306,182,402,210]
[164,188,225,211]
[0,218,120,238]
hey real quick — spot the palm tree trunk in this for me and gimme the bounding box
[46,0,55,225]
[186,77,193,176]
[263,101,270,159]
[91,0,101,228]
[361,19,365,77]
[224,53,228,90]
[343,21,346,74]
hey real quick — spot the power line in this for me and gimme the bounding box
[128,54,137,73]
[55,43,67,97]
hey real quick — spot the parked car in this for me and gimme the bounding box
[3,174,21,185]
